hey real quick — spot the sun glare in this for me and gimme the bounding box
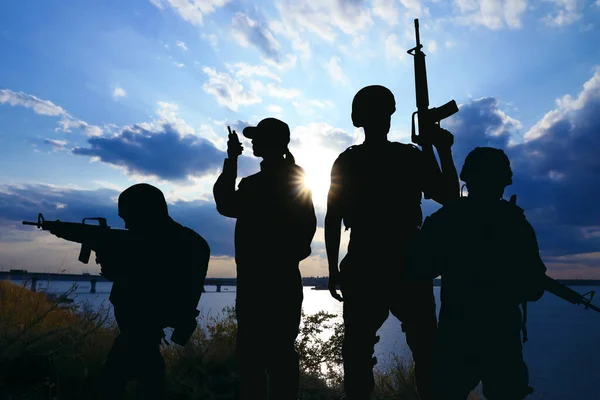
[296,148,337,208]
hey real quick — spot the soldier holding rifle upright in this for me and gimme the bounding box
[325,18,460,400]
[325,84,458,400]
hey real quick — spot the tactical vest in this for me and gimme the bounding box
[337,142,423,234]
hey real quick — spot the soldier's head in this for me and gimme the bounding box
[243,117,293,162]
[118,183,169,231]
[460,147,513,200]
[352,85,396,139]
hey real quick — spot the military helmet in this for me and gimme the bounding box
[351,85,396,128]
[460,147,513,186]
[118,183,169,219]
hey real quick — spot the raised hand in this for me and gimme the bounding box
[227,127,243,159]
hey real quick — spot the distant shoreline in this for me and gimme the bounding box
[2,272,600,287]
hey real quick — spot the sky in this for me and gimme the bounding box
[1,0,600,278]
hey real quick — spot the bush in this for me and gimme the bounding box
[0,281,449,399]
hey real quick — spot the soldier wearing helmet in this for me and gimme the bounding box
[59,183,210,400]
[325,85,459,400]
[409,147,547,399]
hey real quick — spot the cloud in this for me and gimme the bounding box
[453,0,527,29]
[292,99,335,117]
[271,0,373,43]
[70,101,259,182]
[201,33,219,49]
[148,0,229,26]
[173,62,185,68]
[427,40,438,53]
[542,0,581,27]
[71,126,225,181]
[176,40,188,51]
[44,139,68,151]
[524,67,600,142]
[372,0,400,25]
[267,104,283,113]
[0,89,67,116]
[202,67,262,111]
[324,56,349,85]
[225,62,282,82]
[1,89,103,137]
[231,12,282,64]
[264,83,301,99]
[400,0,423,16]
[112,87,127,98]
[443,67,600,260]
[385,34,407,63]
[295,122,354,152]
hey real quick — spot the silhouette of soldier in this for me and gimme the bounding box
[325,85,459,400]
[51,183,210,400]
[409,147,547,399]
[213,118,317,400]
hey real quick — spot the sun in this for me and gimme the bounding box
[295,147,337,209]
[302,168,331,207]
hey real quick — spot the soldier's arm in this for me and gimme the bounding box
[419,134,459,205]
[291,167,318,259]
[516,219,547,302]
[325,158,344,300]
[302,189,318,254]
[213,158,242,218]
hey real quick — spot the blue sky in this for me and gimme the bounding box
[1,0,600,278]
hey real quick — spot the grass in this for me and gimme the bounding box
[0,281,482,399]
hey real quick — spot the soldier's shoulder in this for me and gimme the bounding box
[499,198,526,220]
[239,171,261,186]
[389,141,421,157]
[333,144,364,166]
[339,144,363,157]
[173,221,209,246]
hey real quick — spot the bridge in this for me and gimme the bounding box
[0,270,237,293]
[0,271,452,295]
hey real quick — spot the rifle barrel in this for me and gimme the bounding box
[414,19,421,47]
[585,302,600,313]
[22,221,39,226]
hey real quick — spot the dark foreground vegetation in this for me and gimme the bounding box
[0,281,482,399]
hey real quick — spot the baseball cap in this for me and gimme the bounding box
[243,117,290,147]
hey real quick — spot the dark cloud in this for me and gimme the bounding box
[232,12,281,63]
[445,70,600,258]
[0,184,235,257]
[444,97,516,168]
[71,123,259,181]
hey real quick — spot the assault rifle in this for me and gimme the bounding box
[22,213,128,264]
[544,275,600,313]
[407,19,459,146]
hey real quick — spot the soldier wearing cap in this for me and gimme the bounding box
[325,85,459,400]
[213,118,317,400]
[409,147,547,399]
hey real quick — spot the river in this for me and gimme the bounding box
[10,280,600,400]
